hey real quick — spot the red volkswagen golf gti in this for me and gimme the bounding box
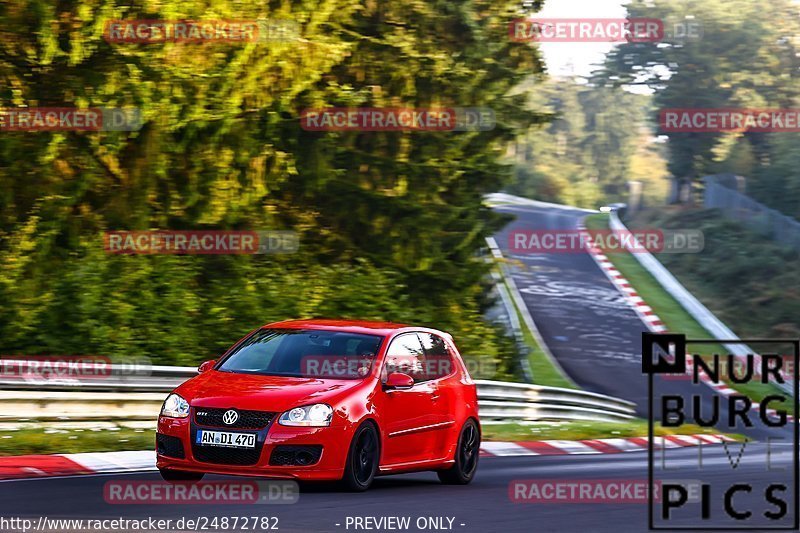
[156,319,480,491]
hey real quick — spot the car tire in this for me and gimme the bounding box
[158,468,205,483]
[437,419,480,485]
[340,422,380,492]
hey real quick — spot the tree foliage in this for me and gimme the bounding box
[506,77,665,207]
[599,0,800,189]
[0,0,543,375]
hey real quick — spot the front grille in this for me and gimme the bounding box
[156,433,185,459]
[269,445,323,466]
[194,408,275,429]
[192,444,262,466]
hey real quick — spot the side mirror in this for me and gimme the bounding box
[384,372,414,390]
[198,359,217,373]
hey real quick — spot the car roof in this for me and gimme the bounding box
[261,318,451,338]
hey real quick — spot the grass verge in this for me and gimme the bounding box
[497,265,577,389]
[0,427,154,456]
[585,213,789,411]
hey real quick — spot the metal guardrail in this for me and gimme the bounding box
[0,360,194,392]
[704,174,800,250]
[488,267,533,383]
[476,380,635,423]
[0,364,637,424]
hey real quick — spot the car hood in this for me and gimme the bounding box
[175,370,366,412]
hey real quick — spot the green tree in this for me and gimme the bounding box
[599,0,800,186]
[507,77,659,206]
[0,0,544,378]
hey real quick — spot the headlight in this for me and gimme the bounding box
[278,403,333,427]
[160,393,189,418]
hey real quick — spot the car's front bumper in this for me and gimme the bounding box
[156,416,351,481]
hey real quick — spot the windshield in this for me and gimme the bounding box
[217,329,384,380]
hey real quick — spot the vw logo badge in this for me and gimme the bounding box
[222,409,239,425]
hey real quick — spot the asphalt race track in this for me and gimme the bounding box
[0,445,795,532]
[1,199,795,532]
[493,200,653,406]
[492,199,793,441]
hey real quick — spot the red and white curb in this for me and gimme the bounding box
[577,219,787,421]
[578,219,739,396]
[0,436,736,480]
[480,434,733,457]
[577,221,668,335]
[0,450,155,480]
[0,435,733,480]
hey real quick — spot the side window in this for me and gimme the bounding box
[384,333,427,383]
[418,332,455,380]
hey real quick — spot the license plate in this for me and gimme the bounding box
[196,430,256,448]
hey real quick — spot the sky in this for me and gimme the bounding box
[534,0,629,78]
